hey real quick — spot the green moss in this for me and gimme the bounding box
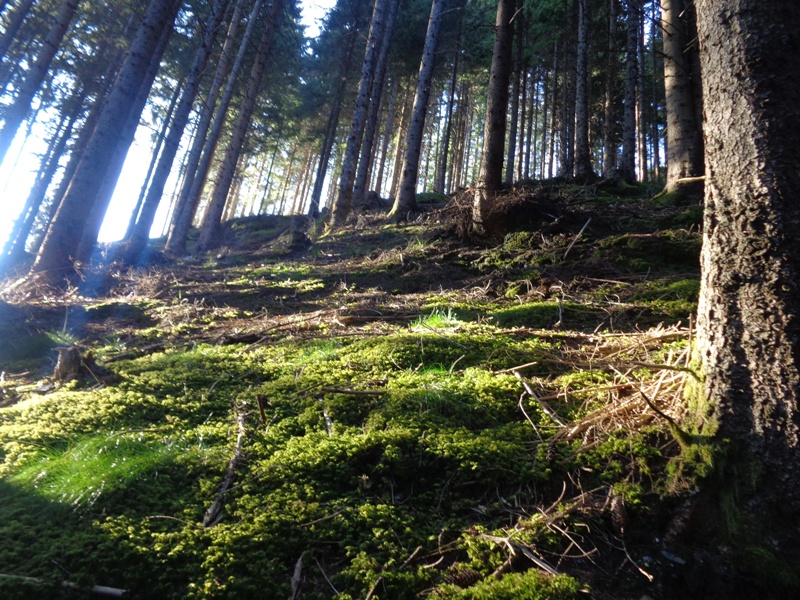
[594,231,701,273]
[436,570,582,599]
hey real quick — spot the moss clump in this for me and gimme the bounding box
[435,570,582,599]
[594,231,701,273]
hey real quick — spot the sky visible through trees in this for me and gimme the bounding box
[0,0,336,246]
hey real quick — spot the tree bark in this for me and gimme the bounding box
[661,0,703,194]
[352,0,399,209]
[694,0,800,565]
[166,0,258,255]
[74,19,174,264]
[602,0,617,176]
[122,0,230,264]
[471,0,515,234]
[30,0,182,280]
[573,0,593,181]
[504,0,523,186]
[197,0,283,253]
[331,0,390,225]
[390,0,446,221]
[619,0,639,182]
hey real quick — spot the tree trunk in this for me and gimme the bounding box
[352,0,399,209]
[122,0,229,264]
[504,0,523,186]
[307,24,359,218]
[661,0,703,194]
[122,75,184,243]
[0,0,80,166]
[694,0,800,569]
[30,0,182,281]
[1,92,81,271]
[434,13,463,196]
[602,0,617,177]
[375,77,398,196]
[390,0,446,221]
[331,0,390,225]
[74,19,174,264]
[471,0,515,234]
[197,0,283,253]
[166,0,258,255]
[573,0,593,181]
[619,0,639,182]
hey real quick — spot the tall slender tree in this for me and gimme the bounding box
[471,0,515,234]
[573,0,593,181]
[661,0,703,194]
[0,0,81,166]
[29,0,183,281]
[123,0,230,264]
[390,0,446,221]
[197,0,285,252]
[330,0,390,225]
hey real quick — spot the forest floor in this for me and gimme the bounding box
[0,181,756,599]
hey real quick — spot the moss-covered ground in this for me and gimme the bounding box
[0,183,717,598]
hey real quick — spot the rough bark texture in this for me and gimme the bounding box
[353,0,399,209]
[662,0,704,193]
[471,0,515,234]
[504,0,523,186]
[390,0,445,221]
[695,0,800,553]
[602,0,617,176]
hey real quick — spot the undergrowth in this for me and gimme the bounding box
[0,185,711,599]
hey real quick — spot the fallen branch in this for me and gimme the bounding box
[513,371,567,427]
[203,409,246,527]
[0,574,127,597]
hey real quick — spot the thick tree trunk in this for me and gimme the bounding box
[390,0,446,221]
[661,0,703,194]
[197,0,283,253]
[0,0,80,166]
[471,0,515,234]
[573,0,593,181]
[30,0,182,280]
[122,0,229,264]
[695,0,800,563]
[331,0,390,225]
